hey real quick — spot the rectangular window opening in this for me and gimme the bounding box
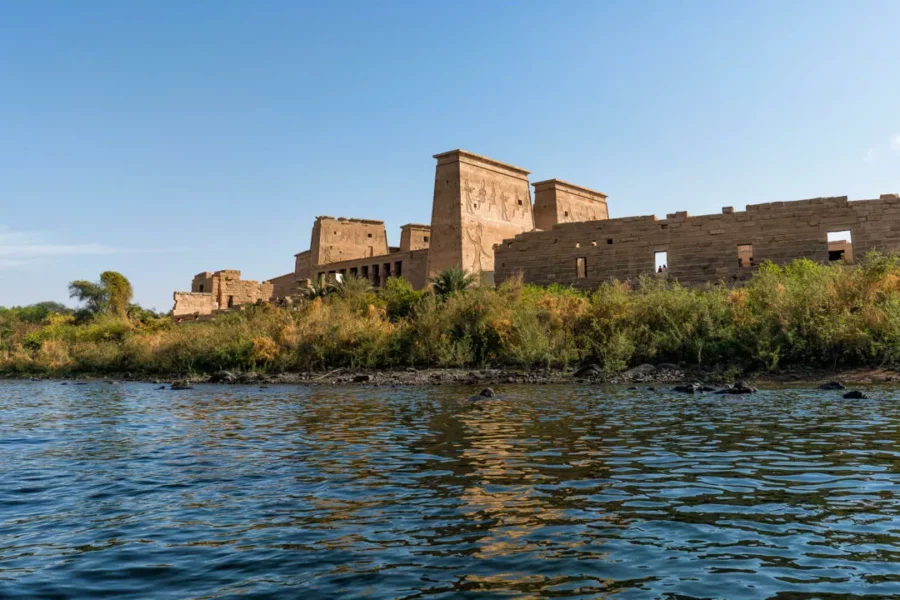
[576,257,587,279]
[607,238,613,245]
[198,284,204,293]
[423,236,429,242]
[655,251,668,274]
[827,230,853,262]
[394,261,402,277]
[737,244,754,268]
[361,265,369,277]
[227,295,234,308]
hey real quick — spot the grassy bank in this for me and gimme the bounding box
[4,254,900,378]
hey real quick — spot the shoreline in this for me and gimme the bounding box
[4,364,899,388]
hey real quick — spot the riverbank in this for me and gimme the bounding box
[6,255,900,382]
[7,364,900,388]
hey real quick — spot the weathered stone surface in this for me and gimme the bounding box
[714,382,757,395]
[624,364,657,377]
[818,381,846,390]
[171,147,899,320]
[209,370,237,383]
[573,364,601,378]
[468,388,497,401]
[673,382,717,394]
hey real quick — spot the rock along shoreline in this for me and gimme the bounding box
[5,363,899,390]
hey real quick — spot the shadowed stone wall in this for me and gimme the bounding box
[312,249,430,290]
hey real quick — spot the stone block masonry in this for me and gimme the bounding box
[495,195,900,289]
[533,179,608,231]
[310,217,389,266]
[426,150,535,280]
[173,147,896,315]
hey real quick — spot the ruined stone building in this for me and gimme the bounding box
[172,148,898,316]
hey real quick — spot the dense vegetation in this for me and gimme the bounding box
[4,254,900,378]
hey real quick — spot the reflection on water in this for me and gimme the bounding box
[1,382,900,598]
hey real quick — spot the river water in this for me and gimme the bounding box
[1,382,899,599]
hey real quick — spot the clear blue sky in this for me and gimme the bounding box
[1,0,898,310]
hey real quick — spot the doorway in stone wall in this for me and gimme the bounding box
[827,230,853,262]
[655,251,668,274]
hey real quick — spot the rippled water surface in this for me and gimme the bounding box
[2,382,900,598]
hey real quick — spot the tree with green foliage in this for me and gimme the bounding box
[100,271,133,317]
[382,276,424,320]
[430,266,475,299]
[68,280,109,315]
[330,273,373,300]
[68,271,134,318]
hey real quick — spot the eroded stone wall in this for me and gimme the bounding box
[533,179,608,231]
[191,272,214,294]
[172,292,217,316]
[294,250,311,282]
[267,272,299,300]
[400,224,431,252]
[309,217,389,266]
[495,194,900,289]
[426,150,534,278]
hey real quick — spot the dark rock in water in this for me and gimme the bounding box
[74,382,88,386]
[170,380,193,390]
[714,381,758,395]
[468,388,497,401]
[818,381,846,390]
[647,387,656,391]
[624,364,656,378]
[237,372,260,384]
[353,374,372,383]
[573,364,601,378]
[156,385,166,390]
[209,370,237,383]
[259,385,269,389]
[843,390,869,399]
[627,386,639,390]
[673,382,717,394]
[60,382,69,386]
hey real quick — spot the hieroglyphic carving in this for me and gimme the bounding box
[463,176,529,223]
[464,222,492,272]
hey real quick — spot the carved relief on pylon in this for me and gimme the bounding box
[464,221,493,272]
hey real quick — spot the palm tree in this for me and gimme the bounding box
[331,273,373,299]
[301,280,332,300]
[430,266,475,299]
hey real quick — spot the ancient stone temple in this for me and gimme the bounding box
[173,149,585,316]
[172,148,899,316]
